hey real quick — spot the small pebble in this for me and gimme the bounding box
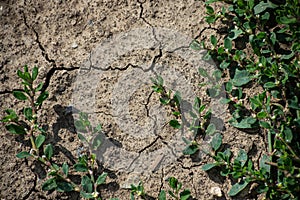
[210,186,222,197]
[71,42,78,49]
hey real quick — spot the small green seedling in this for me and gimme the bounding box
[130,182,146,200]
[150,75,182,129]
[159,177,191,200]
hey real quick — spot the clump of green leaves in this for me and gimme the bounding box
[195,0,300,199]
[151,75,216,156]
[130,182,147,200]
[159,177,191,200]
[151,75,182,129]
[75,112,103,152]
[1,66,108,199]
[130,177,192,200]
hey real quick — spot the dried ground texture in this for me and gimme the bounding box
[0,1,266,200]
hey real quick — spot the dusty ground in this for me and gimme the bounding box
[0,1,266,200]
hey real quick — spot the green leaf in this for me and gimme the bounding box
[94,124,102,133]
[259,154,271,174]
[180,189,191,200]
[202,163,217,171]
[198,67,209,78]
[230,117,257,129]
[235,149,248,167]
[80,192,94,199]
[206,5,214,14]
[35,134,45,148]
[183,145,199,155]
[224,38,232,51]
[92,133,102,150]
[74,163,88,172]
[75,120,86,133]
[220,60,230,69]
[36,91,49,106]
[42,178,57,191]
[259,121,271,129]
[168,191,177,199]
[62,162,69,176]
[211,35,217,47]
[160,97,170,105]
[158,190,166,200]
[56,181,74,192]
[190,40,201,51]
[213,70,222,81]
[253,1,278,15]
[205,0,219,4]
[229,29,244,40]
[173,91,182,105]
[16,151,32,158]
[77,133,87,142]
[32,66,38,81]
[5,124,26,135]
[232,69,251,86]
[264,82,276,89]
[44,144,54,160]
[279,16,297,24]
[228,179,250,196]
[96,172,107,185]
[130,192,135,200]
[169,120,181,129]
[17,69,25,79]
[13,91,27,100]
[261,12,270,20]
[24,107,33,121]
[288,96,300,110]
[81,175,93,193]
[211,132,222,151]
[284,127,293,143]
[199,104,206,113]
[257,111,268,119]
[1,109,18,122]
[35,82,43,92]
[168,177,178,190]
[206,123,216,135]
[225,81,233,93]
[220,98,231,104]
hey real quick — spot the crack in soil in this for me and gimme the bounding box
[177,160,202,170]
[159,168,164,193]
[143,90,154,118]
[22,12,79,94]
[22,173,37,200]
[22,12,56,66]
[138,0,151,27]
[0,88,23,95]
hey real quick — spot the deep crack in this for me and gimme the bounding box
[177,159,202,170]
[21,12,79,94]
[22,12,56,66]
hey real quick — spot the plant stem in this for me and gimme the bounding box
[29,135,38,155]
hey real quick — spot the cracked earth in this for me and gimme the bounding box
[0,1,265,199]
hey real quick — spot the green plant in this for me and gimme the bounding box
[194,0,300,199]
[158,177,191,200]
[151,76,214,156]
[130,182,147,200]
[150,75,182,129]
[1,66,108,199]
